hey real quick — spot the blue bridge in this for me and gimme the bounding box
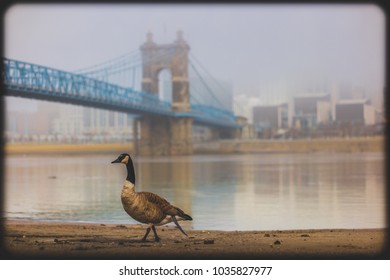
[3,58,237,128]
[3,32,242,155]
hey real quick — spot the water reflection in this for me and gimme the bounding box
[4,153,385,230]
[233,153,385,230]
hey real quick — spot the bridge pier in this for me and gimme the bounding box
[170,117,193,155]
[135,116,192,156]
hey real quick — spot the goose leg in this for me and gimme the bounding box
[151,225,161,242]
[171,215,188,237]
[141,226,151,242]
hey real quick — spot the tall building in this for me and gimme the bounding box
[5,100,60,140]
[335,99,376,125]
[5,96,134,142]
[52,104,83,137]
[233,94,262,122]
[81,107,134,142]
[253,105,282,129]
[252,103,289,138]
[292,94,332,129]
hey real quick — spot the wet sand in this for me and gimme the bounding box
[2,220,387,259]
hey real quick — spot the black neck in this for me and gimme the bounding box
[125,158,136,184]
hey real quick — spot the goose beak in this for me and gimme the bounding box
[111,158,121,164]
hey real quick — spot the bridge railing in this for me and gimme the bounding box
[3,58,171,115]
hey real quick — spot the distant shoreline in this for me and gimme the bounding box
[217,136,384,154]
[4,142,134,155]
[4,136,384,155]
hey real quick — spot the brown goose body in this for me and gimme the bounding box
[121,180,190,226]
[112,153,192,242]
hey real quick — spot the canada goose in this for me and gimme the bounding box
[111,153,192,242]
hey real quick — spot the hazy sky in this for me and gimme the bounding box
[4,3,385,110]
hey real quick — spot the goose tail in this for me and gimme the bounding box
[174,206,193,221]
[181,213,193,221]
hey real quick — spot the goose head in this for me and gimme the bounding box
[111,154,131,165]
[111,153,136,184]
[111,153,131,165]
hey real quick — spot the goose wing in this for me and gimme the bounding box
[138,191,191,219]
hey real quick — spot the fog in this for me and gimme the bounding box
[4,3,385,111]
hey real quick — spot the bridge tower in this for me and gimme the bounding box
[135,31,192,156]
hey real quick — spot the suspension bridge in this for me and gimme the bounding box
[3,31,245,155]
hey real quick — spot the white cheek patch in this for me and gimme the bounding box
[121,155,129,164]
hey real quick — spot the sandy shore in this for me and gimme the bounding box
[2,220,387,259]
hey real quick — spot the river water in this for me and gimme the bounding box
[4,152,386,230]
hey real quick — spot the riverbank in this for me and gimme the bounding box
[217,136,384,154]
[2,220,387,259]
[5,136,384,155]
[4,142,134,155]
